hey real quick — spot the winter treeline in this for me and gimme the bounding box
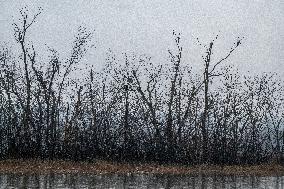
[0,9,283,165]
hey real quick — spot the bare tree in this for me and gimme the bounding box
[197,34,243,163]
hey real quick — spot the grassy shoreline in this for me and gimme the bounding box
[0,159,283,176]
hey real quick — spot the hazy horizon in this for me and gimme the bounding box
[0,0,283,77]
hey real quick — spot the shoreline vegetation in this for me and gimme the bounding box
[0,159,284,176]
[1,7,284,166]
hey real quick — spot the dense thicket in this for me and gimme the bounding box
[0,9,283,165]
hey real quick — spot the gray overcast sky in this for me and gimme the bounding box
[0,0,283,76]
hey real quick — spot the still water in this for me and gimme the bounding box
[0,173,283,189]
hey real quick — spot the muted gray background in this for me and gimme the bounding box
[0,0,283,76]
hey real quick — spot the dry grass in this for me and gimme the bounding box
[0,159,283,176]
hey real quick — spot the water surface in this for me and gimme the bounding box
[0,173,283,189]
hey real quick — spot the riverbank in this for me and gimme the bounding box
[0,159,283,176]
